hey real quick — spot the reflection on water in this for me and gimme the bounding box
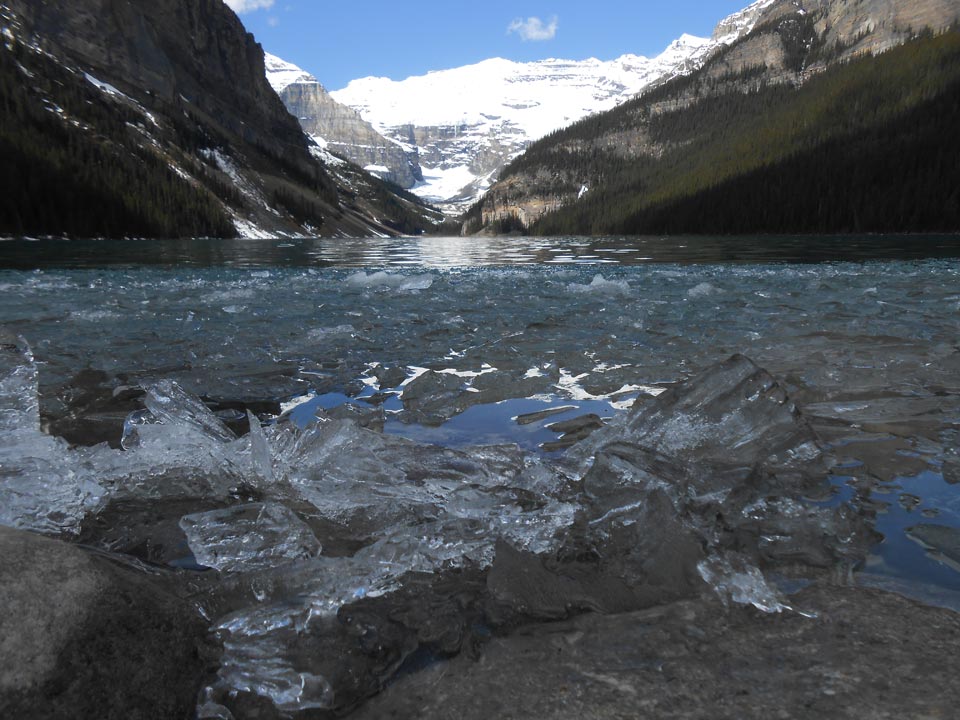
[2,233,960,268]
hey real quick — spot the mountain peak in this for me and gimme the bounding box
[330,32,732,212]
[264,52,319,93]
[712,0,779,42]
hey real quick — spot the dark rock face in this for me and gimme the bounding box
[350,584,960,720]
[0,526,212,720]
[2,0,438,238]
[9,0,311,171]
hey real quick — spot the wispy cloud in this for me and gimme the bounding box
[507,15,559,42]
[224,0,275,14]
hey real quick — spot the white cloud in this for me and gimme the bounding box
[224,0,275,13]
[507,15,559,42]
[267,16,280,27]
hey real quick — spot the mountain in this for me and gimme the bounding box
[329,2,780,215]
[0,0,441,239]
[264,53,423,190]
[470,0,960,235]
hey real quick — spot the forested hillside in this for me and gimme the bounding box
[0,0,440,239]
[0,40,238,238]
[471,21,960,236]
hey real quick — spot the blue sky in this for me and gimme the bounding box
[226,1,752,90]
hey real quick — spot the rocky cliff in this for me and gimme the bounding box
[265,53,422,189]
[0,0,440,238]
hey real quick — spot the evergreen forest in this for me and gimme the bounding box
[0,38,237,238]
[487,28,960,236]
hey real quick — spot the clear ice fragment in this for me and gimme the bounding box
[0,334,103,534]
[143,379,236,443]
[180,503,322,573]
[697,552,789,614]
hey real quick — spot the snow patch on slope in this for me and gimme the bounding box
[264,52,318,93]
[713,0,780,44]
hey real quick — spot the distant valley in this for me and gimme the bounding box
[271,0,780,214]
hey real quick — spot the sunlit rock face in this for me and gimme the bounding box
[265,53,423,189]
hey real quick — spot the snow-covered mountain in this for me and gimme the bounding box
[330,2,775,214]
[264,53,423,189]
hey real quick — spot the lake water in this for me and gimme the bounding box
[4,233,960,268]
[2,235,959,714]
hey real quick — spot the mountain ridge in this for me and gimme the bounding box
[264,52,423,190]
[469,0,960,236]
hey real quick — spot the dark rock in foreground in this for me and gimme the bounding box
[0,526,212,720]
[351,584,960,720]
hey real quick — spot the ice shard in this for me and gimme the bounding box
[0,334,103,535]
[180,503,322,573]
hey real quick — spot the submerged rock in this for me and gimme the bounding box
[401,368,553,426]
[542,412,605,451]
[908,523,960,570]
[400,371,467,426]
[0,526,212,720]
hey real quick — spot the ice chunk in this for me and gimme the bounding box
[110,383,267,499]
[180,503,322,573]
[0,333,39,432]
[204,518,499,712]
[345,271,434,292]
[575,355,824,487]
[567,274,631,296]
[0,334,103,534]
[245,411,274,484]
[697,553,789,613]
[687,282,721,298]
[143,380,236,444]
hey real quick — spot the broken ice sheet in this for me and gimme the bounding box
[106,383,269,500]
[180,503,322,573]
[571,354,826,489]
[204,518,499,713]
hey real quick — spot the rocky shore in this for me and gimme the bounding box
[2,345,959,718]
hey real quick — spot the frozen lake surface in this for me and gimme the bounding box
[1,235,959,715]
